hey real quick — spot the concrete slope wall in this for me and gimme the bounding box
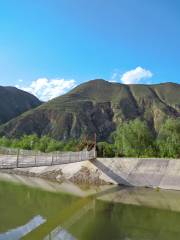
[94,158,180,190]
[2,157,180,191]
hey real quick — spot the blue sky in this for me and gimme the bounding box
[0,0,179,100]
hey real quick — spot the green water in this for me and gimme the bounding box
[1,176,180,240]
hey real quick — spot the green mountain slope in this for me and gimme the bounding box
[0,80,179,140]
[0,86,42,124]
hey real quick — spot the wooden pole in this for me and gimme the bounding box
[94,133,97,159]
[35,151,37,166]
[94,133,96,148]
[51,154,53,165]
[17,149,20,168]
[84,134,87,148]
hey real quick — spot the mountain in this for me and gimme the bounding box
[0,86,42,124]
[0,80,179,140]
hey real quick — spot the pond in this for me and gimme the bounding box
[0,173,180,240]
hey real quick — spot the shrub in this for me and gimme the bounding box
[97,142,115,157]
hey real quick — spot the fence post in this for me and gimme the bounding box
[94,133,97,160]
[94,147,96,159]
[86,149,88,160]
[69,152,71,163]
[17,149,20,168]
[94,133,96,149]
[35,152,37,166]
[51,154,53,165]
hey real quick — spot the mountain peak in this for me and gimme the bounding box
[0,80,179,141]
[0,86,41,124]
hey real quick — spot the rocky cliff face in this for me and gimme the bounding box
[0,80,179,140]
[0,86,42,124]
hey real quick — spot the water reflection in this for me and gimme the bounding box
[44,226,76,240]
[0,215,45,240]
[1,173,180,240]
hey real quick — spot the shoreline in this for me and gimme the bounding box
[0,160,113,185]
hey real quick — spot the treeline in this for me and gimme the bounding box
[0,134,95,153]
[0,135,80,152]
[97,118,180,158]
[0,118,179,158]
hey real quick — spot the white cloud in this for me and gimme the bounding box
[16,78,76,101]
[121,66,153,84]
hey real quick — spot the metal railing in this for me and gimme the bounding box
[0,147,96,169]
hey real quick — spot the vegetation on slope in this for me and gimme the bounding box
[0,118,179,158]
[97,118,180,158]
[0,135,79,153]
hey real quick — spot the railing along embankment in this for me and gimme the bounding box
[0,147,96,169]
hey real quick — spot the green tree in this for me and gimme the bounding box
[34,135,50,152]
[0,136,12,147]
[63,139,79,152]
[13,134,39,150]
[114,119,155,157]
[157,118,180,158]
[97,142,115,157]
[46,139,65,152]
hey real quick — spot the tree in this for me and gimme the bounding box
[114,119,155,157]
[14,134,39,150]
[63,139,79,152]
[37,135,52,152]
[0,136,12,147]
[46,139,65,152]
[157,118,180,158]
[97,142,115,157]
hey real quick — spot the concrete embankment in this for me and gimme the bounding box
[1,157,180,190]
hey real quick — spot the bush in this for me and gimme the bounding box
[13,134,39,150]
[97,142,115,157]
[0,136,12,147]
[46,139,65,152]
[63,139,79,152]
[0,135,79,153]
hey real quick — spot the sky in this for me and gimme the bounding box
[0,0,179,100]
